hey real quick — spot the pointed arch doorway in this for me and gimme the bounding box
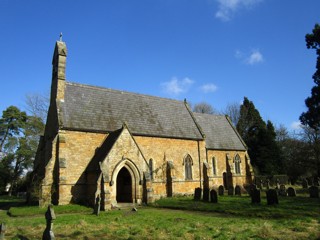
[116,167,133,203]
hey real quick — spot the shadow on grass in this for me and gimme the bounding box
[0,195,26,210]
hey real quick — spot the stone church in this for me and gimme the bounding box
[33,40,253,209]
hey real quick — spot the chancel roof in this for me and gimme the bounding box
[194,113,247,150]
[60,82,203,140]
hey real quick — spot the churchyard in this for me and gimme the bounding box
[0,187,319,240]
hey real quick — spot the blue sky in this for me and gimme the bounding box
[0,0,319,131]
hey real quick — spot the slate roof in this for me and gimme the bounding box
[194,113,247,150]
[60,82,203,140]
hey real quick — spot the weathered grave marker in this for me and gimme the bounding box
[228,186,234,196]
[203,188,209,202]
[278,184,287,197]
[210,189,218,203]
[218,185,224,196]
[251,188,261,204]
[266,189,279,205]
[194,187,202,201]
[42,204,56,240]
[235,185,241,196]
[287,187,296,197]
[93,194,101,216]
[0,223,6,240]
[309,186,319,198]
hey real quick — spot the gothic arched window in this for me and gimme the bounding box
[184,155,193,180]
[234,154,241,174]
[212,157,217,176]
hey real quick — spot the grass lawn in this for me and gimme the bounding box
[0,194,319,239]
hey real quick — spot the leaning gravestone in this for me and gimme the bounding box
[235,185,241,196]
[278,184,287,196]
[218,185,224,196]
[0,223,6,240]
[309,186,319,198]
[194,188,202,201]
[93,194,101,216]
[203,188,210,202]
[287,187,296,197]
[302,178,308,189]
[266,189,279,205]
[228,186,234,196]
[42,205,56,240]
[210,189,218,203]
[251,188,261,204]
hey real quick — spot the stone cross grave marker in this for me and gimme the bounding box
[42,205,56,240]
[0,223,6,240]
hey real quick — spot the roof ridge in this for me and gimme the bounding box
[66,81,185,103]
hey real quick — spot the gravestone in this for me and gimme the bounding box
[278,184,287,196]
[309,186,319,198]
[218,185,224,196]
[0,223,6,240]
[266,189,279,205]
[42,205,56,240]
[93,194,101,216]
[210,189,218,203]
[228,186,234,196]
[249,184,257,196]
[203,188,210,202]
[287,187,296,197]
[251,188,261,204]
[302,178,308,189]
[235,185,241,196]
[194,188,202,201]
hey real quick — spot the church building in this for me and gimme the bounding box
[33,40,253,208]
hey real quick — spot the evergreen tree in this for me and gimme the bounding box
[237,97,282,175]
[299,23,320,176]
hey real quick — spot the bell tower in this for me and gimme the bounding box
[50,33,67,103]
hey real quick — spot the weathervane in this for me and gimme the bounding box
[59,32,63,41]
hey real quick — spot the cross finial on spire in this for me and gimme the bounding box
[59,32,63,41]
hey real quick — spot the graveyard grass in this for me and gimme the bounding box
[0,194,319,239]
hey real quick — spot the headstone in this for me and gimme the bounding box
[278,184,287,196]
[266,189,279,205]
[93,194,101,216]
[194,188,202,201]
[302,178,308,189]
[228,186,234,196]
[203,188,209,202]
[251,188,261,204]
[309,186,319,198]
[0,223,6,240]
[265,179,270,190]
[210,189,218,203]
[235,185,241,196]
[218,185,224,196]
[287,187,296,197]
[249,184,257,196]
[42,205,56,240]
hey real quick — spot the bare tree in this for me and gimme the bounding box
[24,93,49,123]
[193,102,216,114]
[223,102,240,126]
